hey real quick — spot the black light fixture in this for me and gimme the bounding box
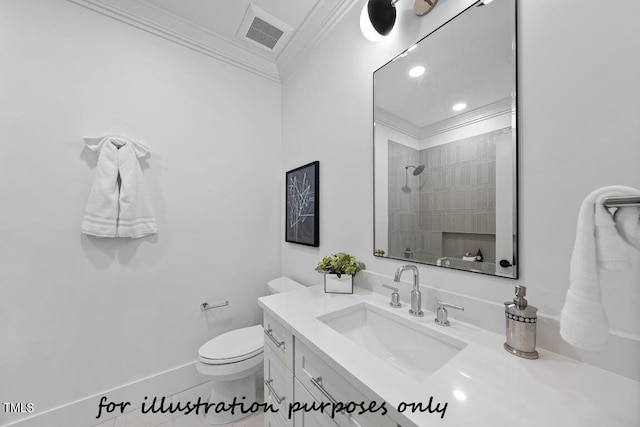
[361,0,439,42]
[367,0,398,37]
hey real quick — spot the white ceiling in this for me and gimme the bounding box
[68,0,356,82]
[375,0,515,131]
[141,0,317,57]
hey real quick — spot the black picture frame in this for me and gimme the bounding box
[285,161,319,247]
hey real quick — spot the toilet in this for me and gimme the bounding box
[196,277,305,425]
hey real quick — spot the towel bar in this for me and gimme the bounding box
[603,196,640,208]
[200,301,229,311]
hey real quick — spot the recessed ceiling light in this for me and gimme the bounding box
[409,66,425,77]
[452,102,467,112]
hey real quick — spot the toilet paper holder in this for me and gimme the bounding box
[200,301,229,311]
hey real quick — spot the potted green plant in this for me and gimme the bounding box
[315,252,365,294]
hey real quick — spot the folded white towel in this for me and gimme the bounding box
[82,135,157,238]
[560,185,640,351]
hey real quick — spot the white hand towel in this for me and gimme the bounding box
[560,185,640,351]
[82,135,157,238]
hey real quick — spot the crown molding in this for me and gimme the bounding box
[277,0,357,82]
[375,98,513,145]
[375,107,421,140]
[419,98,513,139]
[66,0,281,82]
[66,0,358,85]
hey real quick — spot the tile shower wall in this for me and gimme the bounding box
[418,129,502,263]
[388,129,506,263]
[388,141,420,259]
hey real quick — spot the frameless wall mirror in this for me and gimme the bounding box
[373,0,518,278]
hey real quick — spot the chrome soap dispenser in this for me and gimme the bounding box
[504,285,539,359]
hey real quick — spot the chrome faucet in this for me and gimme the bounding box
[394,265,423,317]
[435,301,464,326]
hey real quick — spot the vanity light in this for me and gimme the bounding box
[360,2,387,42]
[360,0,397,42]
[408,66,425,77]
[361,0,438,42]
[452,102,467,112]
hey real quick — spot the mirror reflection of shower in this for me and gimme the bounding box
[402,164,425,191]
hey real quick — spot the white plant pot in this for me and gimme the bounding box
[323,273,353,294]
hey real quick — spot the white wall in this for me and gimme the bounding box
[281,0,640,376]
[0,0,281,424]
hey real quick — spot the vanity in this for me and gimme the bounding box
[259,284,640,427]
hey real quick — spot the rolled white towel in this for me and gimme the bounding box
[560,185,640,351]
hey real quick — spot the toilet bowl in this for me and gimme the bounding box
[196,277,304,425]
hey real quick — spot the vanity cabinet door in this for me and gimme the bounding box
[293,378,339,427]
[264,409,288,427]
[264,344,294,427]
[294,341,397,427]
[264,313,295,371]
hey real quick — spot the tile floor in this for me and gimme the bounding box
[92,382,263,427]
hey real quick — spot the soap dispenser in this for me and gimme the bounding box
[504,285,539,359]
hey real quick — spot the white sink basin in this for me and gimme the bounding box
[318,302,467,383]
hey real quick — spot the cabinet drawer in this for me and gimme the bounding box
[293,378,339,427]
[264,408,288,427]
[264,313,294,370]
[295,341,397,427]
[264,344,293,427]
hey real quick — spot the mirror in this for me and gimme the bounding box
[373,0,517,278]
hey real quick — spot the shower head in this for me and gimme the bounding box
[405,165,425,176]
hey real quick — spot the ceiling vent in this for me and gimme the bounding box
[237,4,292,53]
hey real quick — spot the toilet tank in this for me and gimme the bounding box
[267,277,306,294]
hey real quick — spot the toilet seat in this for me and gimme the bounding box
[198,325,264,365]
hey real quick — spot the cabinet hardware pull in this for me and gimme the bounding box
[264,328,286,350]
[310,376,346,415]
[264,379,285,404]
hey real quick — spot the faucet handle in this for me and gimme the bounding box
[435,301,464,326]
[382,285,402,308]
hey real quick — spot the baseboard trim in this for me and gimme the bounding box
[2,361,203,427]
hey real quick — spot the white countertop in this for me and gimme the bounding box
[258,285,640,427]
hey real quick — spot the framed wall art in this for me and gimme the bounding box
[285,161,319,247]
